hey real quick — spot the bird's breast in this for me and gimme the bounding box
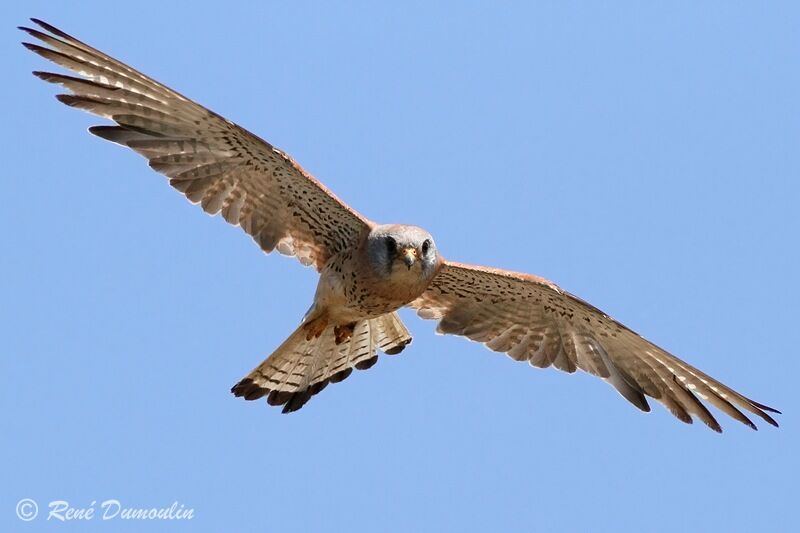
[314,255,430,321]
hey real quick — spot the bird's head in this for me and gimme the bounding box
[366,224,440,281]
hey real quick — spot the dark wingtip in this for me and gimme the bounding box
[751,400,781,415]
[54,93,78,106]
[18,25,48,42]
[744,399,780,427]
[88,125,120,140]
[761,414,780,428]
[21,41,41,52]
[30,18,65,38]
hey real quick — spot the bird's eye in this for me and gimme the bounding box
[421,239,431,256]
[385,236,397,254]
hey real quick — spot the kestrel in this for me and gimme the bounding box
[21,19,780,431]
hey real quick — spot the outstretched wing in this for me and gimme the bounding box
[411,261,780,432]
[21,19,372,271]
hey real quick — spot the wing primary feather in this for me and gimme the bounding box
[23,20,373,271]
[410,261,780,431]
[88,125,157,145]
[747,399,781,415]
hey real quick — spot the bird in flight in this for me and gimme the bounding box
[21,19,780,431]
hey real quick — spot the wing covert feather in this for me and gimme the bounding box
[411,261,779,432]
[22,19,372,271]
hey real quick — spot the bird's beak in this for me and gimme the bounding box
[401,248,417,269]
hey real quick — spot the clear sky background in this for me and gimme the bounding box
[2,2,798,532]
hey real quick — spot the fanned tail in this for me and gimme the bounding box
[232,312,412,413]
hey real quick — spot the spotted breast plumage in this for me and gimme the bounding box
[21,19,780,431]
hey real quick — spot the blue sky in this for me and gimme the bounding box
[2,2,798,532]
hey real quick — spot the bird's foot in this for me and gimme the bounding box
[334,323,356,345]
[303,315,329,340]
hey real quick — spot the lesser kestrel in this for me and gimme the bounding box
[21,19,780,431]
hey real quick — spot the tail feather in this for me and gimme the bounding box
[232,312,412,413]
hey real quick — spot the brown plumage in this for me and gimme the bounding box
[22,19,780,430]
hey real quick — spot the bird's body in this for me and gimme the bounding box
[21,19,780,430]
[311,224,441,325]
